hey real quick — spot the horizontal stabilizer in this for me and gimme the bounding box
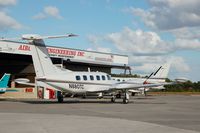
[15,78,35,86]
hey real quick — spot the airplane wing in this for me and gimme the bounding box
[86,82,175,93]
[110,82,175,91]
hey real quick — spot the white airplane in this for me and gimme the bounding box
[112,63,171,96]
[2,34,179,104]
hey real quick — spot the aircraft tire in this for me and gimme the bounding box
[116,93,121,99]
[131,92,135,96]
[57,95,64,103]
[123,98,129,104]
[111,96,116,103]
[82,95,86,99]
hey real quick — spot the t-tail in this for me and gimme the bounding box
[0,73,11,94]
[21,34,76,77]
[31,39,57,77]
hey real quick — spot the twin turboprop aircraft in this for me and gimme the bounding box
[113,63,171,96]
[2,34,179,104]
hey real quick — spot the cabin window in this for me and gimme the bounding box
[76,75,81,80]
[107,75,111,80]
[90,75,94,80]
[83,75,87,81]
[117,79,120,82]
[102,75,106,80]
[96,75,100,80]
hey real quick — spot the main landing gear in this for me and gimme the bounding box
[123,91,129,104]
[57,91,64,103]
[110,91,130,104]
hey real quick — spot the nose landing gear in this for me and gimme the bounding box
[123,90,129,104]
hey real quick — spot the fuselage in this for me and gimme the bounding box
[37,71,116,94]
[112,77,166,91]
[112,77,165,84]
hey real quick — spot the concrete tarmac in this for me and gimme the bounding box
[0,95,200,133]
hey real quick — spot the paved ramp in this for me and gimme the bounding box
[0,113,198,133]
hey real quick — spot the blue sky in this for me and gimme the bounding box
[0,0,200,81]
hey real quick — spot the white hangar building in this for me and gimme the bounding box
[0,40,129,88]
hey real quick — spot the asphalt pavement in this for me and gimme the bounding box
[0,95,200,133]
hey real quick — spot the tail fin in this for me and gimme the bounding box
[22,34,75,77]
[151,62,171,79]
[31,39,57,77]
[0,73,10,88]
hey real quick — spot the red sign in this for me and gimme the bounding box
[25,88,33,93]
[18,45,30,51]
[48,48,84,57]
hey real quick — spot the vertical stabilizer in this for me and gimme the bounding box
[0,73,10,88]
[21,34,76,77]
[152,62,171,79]
[31,40,57,77]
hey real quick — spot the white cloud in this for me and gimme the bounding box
[87,27,200,56]
[87,27,193,78]
[87,35,111,53]
[174,38,200,50]
[170,27,200,39]
[44,6,62,19]
[0,0,23,31]
[103,27,200,55]
[170,56,190,72]
[106,27,173,55]
[129,55,190,74]
[96,47,111,53]
[32,13,46,20]
[0,0,16,6]
[127,0,200,30]
[87,47,111,53]
[33,6,63,20]
[0,11,22,31]
[87,35,102,46]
